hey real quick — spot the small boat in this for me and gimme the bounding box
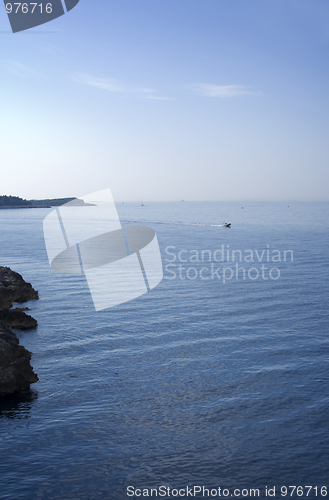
[222,222,231,227]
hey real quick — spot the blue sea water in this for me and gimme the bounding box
[0,201,328,500]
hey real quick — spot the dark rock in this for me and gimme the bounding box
[0,308,38,330]
[0,320,38,397]
[0,267,39,397]
[0,266,39,309]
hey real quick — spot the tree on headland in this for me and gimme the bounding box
[31,197,76,206]
[0,195,32,206]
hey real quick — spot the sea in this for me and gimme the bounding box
[0,201,328,500]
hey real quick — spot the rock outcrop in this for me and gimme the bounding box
[0,308,38,330]
[0,266,39,397]
[0,266,39,309]
[0,321,38,397]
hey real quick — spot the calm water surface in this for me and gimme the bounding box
[0,202,328,500]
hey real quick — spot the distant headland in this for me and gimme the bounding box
[0,195,94,209]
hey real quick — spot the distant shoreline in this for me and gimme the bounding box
[0,197,94,209]
[0,205,51,209]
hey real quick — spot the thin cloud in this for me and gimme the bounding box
[145,95,175,101]
[2,60,43,79]
[194,84,259,98]
[73,72,173,100]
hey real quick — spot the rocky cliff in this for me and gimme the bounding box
[0,267,39,397]
[0,266,39,309]
[0,321,38,397]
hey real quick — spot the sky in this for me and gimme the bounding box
[1,0,329,201]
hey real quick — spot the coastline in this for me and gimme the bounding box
[0,266,39,397]
[0,205,51,209]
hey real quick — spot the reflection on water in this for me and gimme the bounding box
[0,388,37,419]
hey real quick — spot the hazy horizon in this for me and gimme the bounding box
[2,194,329,203]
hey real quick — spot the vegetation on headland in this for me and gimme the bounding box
[0,195,31,207]
[0,196,91,208]
[30,197,76,206]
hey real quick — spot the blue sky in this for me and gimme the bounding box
[1,0,329,201]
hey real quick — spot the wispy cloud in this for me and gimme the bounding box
[2,60,43,79]
[194,84,259,98]
[73,72,174,100]
[145,95,175,101]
